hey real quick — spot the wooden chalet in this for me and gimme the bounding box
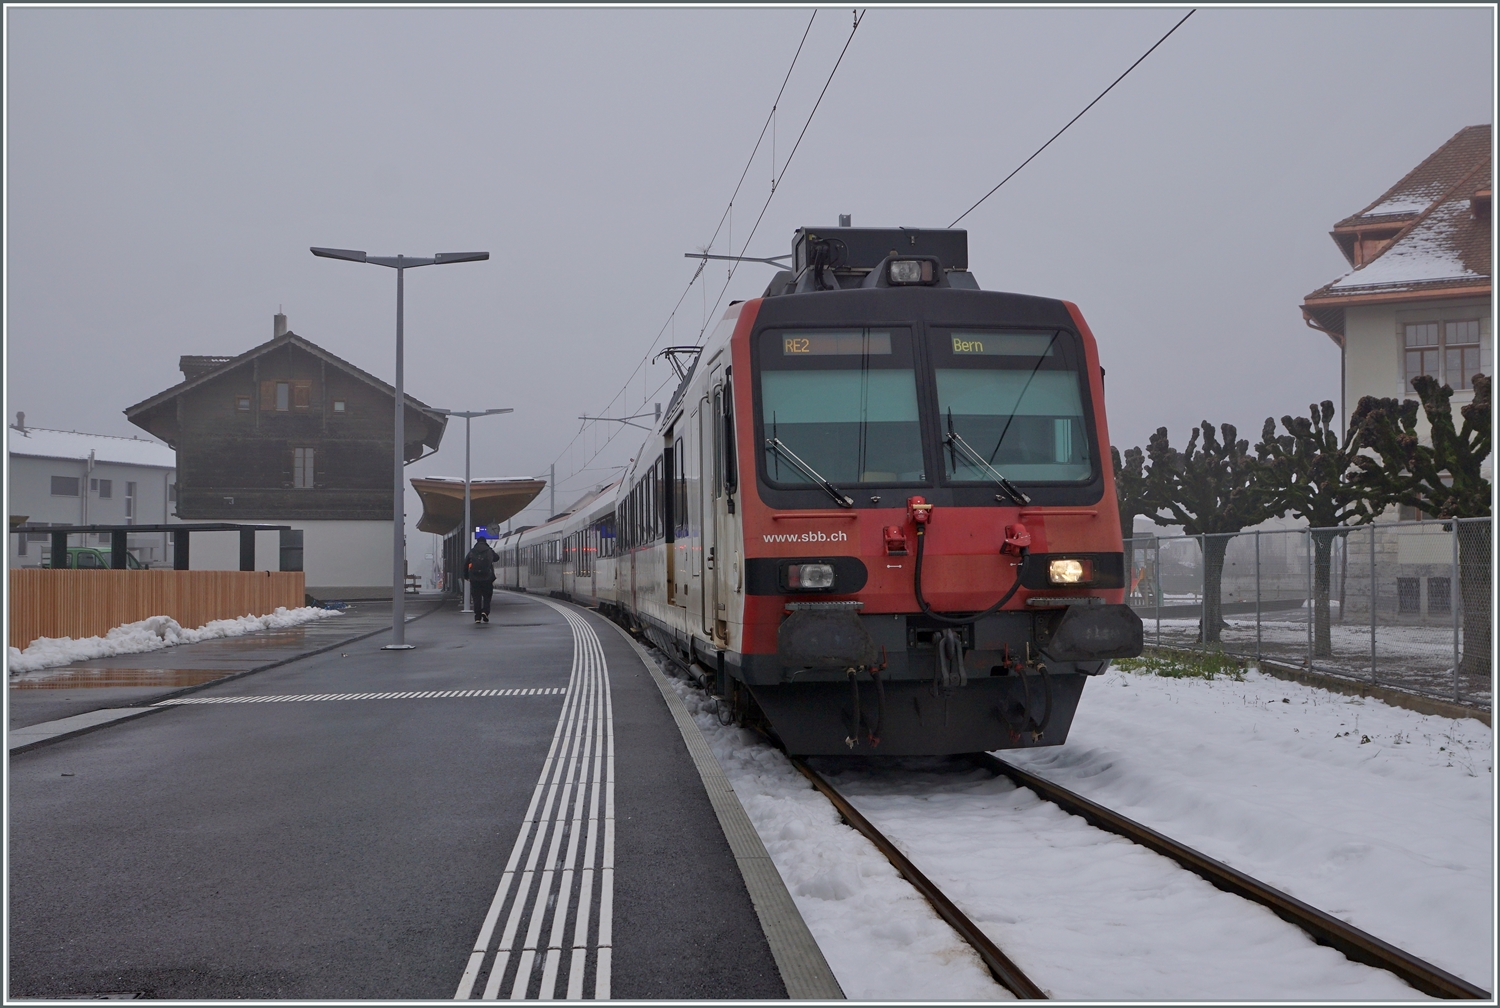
[124,317,448,523]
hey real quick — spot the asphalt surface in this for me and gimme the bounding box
[8,592,785,1000]
[8,598,444,730]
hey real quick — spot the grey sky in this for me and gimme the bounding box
[6,6,1493,544]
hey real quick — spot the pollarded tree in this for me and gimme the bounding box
[1146,422,1277,643]
[1112,445,1154,594]
[1255,402,1376,657]
[1348,373,1491,675]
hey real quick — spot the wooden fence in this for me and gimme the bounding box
[9,569,306,651]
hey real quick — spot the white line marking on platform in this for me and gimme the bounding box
[455,597,615,1001]
[153,688,567,706]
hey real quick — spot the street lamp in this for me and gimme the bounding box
[311,246,489,650]
[432,407,513,612]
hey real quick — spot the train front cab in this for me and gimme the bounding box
[706,277,1142,756]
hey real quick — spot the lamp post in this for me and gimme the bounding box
[311,246,489,650]
[433,407,513,612]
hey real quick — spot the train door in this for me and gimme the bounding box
[705,372,732,646]
[698,393,718,639]
[665,429,678,609]
[688,405,705,634]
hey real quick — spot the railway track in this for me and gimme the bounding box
[790,754,1491,1001]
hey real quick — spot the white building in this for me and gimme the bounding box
[1302,124,1491,454]
[7,415,177,567]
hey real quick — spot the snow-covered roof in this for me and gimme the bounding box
[1303,127,1490,341]
[1327,183,1489,291]
[1334,125,1491,230]
[7,426,176,469]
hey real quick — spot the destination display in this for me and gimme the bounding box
[781,331,893,356]
[948,331,1057,356]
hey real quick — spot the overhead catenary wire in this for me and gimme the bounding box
[552,9,867,499]
[542,11,821,489]
[692,8,866,347]
[549,10,864,499]
[948,8,1195,227]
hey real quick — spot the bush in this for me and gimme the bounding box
[1114,648,1245,681]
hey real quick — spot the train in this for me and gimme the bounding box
[487,226,1142,756]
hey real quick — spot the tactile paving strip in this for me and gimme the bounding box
[154,688,567,705]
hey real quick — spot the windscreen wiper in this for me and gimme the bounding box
[944,422,1031,506]
[765,437,855,508]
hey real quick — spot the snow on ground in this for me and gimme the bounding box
[823,760,1423,1000]
[7,607,341,675]
[1005,661,1494,989]
[657,660,1009,1000]
[1142,616,1489,704]
[659,653,1491,1000]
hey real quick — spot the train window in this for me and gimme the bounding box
[930,328,1093,483]
[722,381,737,501]
[711,388,724,500]
[673,437,687,539]
[757,328,923,484]
[653,456,664,539]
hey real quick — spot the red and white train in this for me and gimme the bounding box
[494,227,1141,755]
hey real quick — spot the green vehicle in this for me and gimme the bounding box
[61,547,145,570]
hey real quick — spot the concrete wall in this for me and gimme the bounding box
[186,518,395,599]
[9,455,176,568]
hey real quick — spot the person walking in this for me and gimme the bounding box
[464,536,500,623]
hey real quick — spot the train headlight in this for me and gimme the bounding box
[1047,558,1092,584]
[787,562,836,590]
[888,259,933,284]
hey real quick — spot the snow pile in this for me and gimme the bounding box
[8,607,341,675]
[656,660,1008,1000]
[1007,663,1493,988]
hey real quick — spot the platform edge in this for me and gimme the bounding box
[597,616,846,1001]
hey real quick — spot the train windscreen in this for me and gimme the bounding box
[758,328,925,484]
[930,328,1093,483]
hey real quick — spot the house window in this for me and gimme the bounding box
[1445,320,1481,390]
[333,399,346,413]
[168,482,177,502]
[261,380,313,411]
[51,476,79,496]
[93,478,112,499]
[1404,323,1440,391]
[236,394,251,411]
[1405,320,1483,392]
[1396,577,1420,613]
[126,481,137,523]
[1428,576,1452,614]
[293,447,316,488]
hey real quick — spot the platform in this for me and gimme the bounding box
[7,592,836,1000]
[7,597,446,733]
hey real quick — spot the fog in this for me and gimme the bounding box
[6,6,1492,547]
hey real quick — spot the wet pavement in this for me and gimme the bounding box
[7,597,447,731]
[7,590,790,1000]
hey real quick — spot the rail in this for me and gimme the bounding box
[976,754,1490,1000]
[789,758,1047,999]
[789,753,1490,1000]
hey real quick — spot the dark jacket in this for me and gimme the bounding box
[465,543,499,582]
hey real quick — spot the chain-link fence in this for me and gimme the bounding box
[1125,518,1492,708]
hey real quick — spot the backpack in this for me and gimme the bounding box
[467,547,495,581]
